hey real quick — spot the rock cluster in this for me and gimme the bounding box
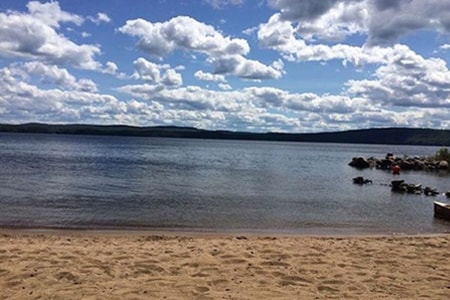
[390,180,439,196]
[348,153,449,171]
[352,177,444,196]
[350,153,450,197]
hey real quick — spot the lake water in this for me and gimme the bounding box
[0,133,449,235]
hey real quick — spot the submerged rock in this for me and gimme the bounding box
[423,186,439,196]
[352,176,372,185]
[390,180,439,196]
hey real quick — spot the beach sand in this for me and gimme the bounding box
[0,231,449,299]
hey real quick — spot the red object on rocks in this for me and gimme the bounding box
[392,165,401,175]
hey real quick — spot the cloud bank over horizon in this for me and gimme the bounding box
[1,0,450,132]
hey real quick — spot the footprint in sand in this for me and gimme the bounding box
[195,286,210,293]
[279,275,313,286]
[318,285,340,293]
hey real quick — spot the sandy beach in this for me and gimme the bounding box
[0,231,449,299]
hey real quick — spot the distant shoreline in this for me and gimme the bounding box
[2,123,450,146]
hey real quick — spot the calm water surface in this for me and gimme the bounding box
[1,133,449,234]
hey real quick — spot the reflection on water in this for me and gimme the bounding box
[0,133,449,234]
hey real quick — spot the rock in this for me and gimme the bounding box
[353,176,372,185]
[406,184,422,194]
[438,160,449,170]
[391,180,423,194]
[424,186,439,196]
[414,160,426,170]
[391,180,405,192]
[348,157,370,169]
[399,160,414,170]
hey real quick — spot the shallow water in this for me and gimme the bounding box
[0,133,449,234]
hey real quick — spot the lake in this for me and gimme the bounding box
[0,133,449,234]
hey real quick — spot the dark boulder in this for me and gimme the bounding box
[349,157,370,169]
[376,158,393,169]
[352,176,372,185]
[399,160,414,170]
[424,186,439,196]
[391,180,405,192]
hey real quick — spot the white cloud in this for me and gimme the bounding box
[88,12,111,25]
[347,50,450,108]
[295,1,368,42]
[131,57,182,86]
[0,1,102,70]
[3,56,450,131]
[119,16,283,80]
[104,61,118,74]
[203,0,244,10]
[0,65,125,124]
[3,0,450,132]
[18,61,97,92]
[132,58,161,83]
[208,55,283,79]
[119,16,250,57]
[161,69,183,86]
[365,0,450,46]
[258,14,394,66]
[26,0,83,28]
[265,0,450,46]
[194,70,226,82]
[268,0,342,21]
[218,83,232,90]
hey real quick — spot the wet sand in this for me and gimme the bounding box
[0,231,449,299]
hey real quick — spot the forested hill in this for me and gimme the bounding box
[1,123,450,146]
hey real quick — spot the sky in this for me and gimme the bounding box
[2,1,450,133]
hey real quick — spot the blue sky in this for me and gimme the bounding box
[2,0,450,132]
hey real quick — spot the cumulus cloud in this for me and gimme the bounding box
[258,13,404,67]
[268,0,343,21]
[208,55,283,79]
[26,0,83,28]
[0,64,126,124]
[2,53,449,131]
[194,70,226,82]
[365,0,450,46]
[161,69,183,86]
[218,83,232,90]
[295,1,368,42]
[119,16,283,80]
[132,57,183,86]
[0,1,103,70]
[118,16,250,57]
[88,12,111,25]
[265,0,450,46]
[203,0,244,10]
[3,0,450,132]
[347,50,450,108]
[16,61,97,92]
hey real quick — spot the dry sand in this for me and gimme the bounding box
[0,231,449,299]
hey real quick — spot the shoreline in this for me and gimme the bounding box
[1,226,450,237]
[1,230,449,299]
[1,225,449,239]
